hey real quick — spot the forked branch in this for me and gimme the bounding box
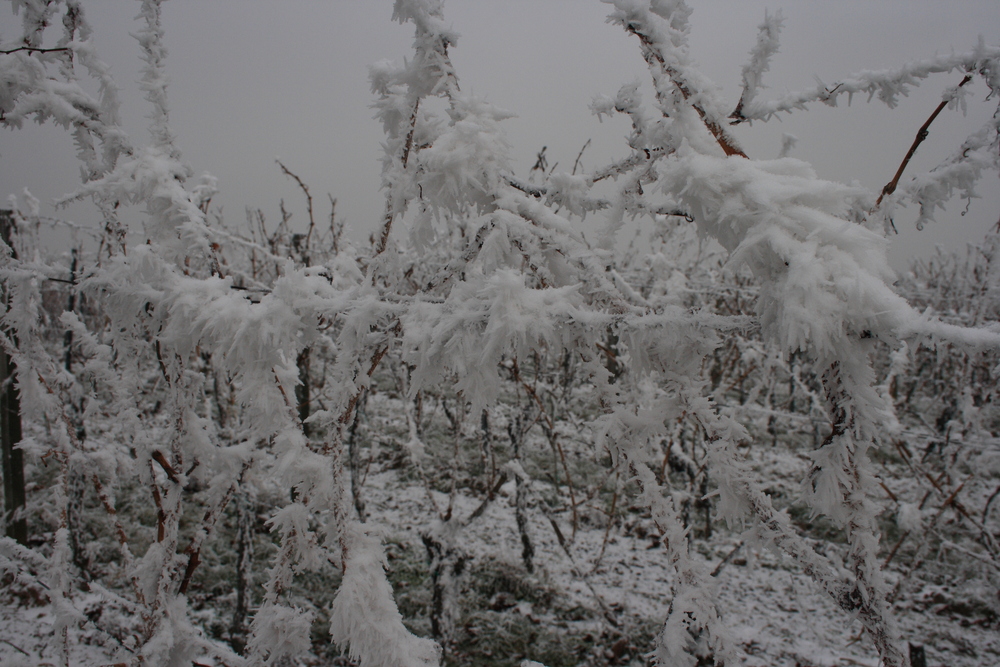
[276,160,316,248]
[624,23,748,158]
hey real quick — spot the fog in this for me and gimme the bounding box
[2,0,998,270]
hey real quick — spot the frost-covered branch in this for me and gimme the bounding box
[606,0,747,157]
[902,99,1000,228]
[730,9,784,122]
[741,42,1000,121]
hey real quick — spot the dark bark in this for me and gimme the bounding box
[64,248,90,575]
[66,466,90,578]
[422,533,446,639]
[229,490,255,654]
[64,249,78,374]
[508,404,534,573]
[347,389,368,522]
[296,347,311,437]
[0,211,26,545]
[422,531,469,642]
[698,474,712,539]
[480,409,496,493]
[1,340,25,545]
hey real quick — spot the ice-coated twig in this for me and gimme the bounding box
[731,9,784,122]
[742,42,1000,121]
[607,0,747,157]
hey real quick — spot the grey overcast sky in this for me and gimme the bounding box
[2,1,999,271]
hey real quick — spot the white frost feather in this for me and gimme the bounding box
[329,525,442,667]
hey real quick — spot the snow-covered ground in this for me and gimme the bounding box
[3,422,998,667]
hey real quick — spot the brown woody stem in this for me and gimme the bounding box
[626,25,748,159]
[875,75,973,208]
[151,450,179,483]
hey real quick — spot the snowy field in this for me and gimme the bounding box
[2,1,999,666]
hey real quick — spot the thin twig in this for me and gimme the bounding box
[1,638,30,655]
[339,343,391,425]
[92,473,144,605]
[875,75,972,208]
[882,531,909,568]
[148,460,166,543]
[593,470,620,570]
[463,472,508,525]
[276,160,315,249]
[711,541,743,577]
[510,360,579,534]
[571,139,591,176]
[984,483,1000,522]
[178,465,248,595]
[0,45,70,54]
